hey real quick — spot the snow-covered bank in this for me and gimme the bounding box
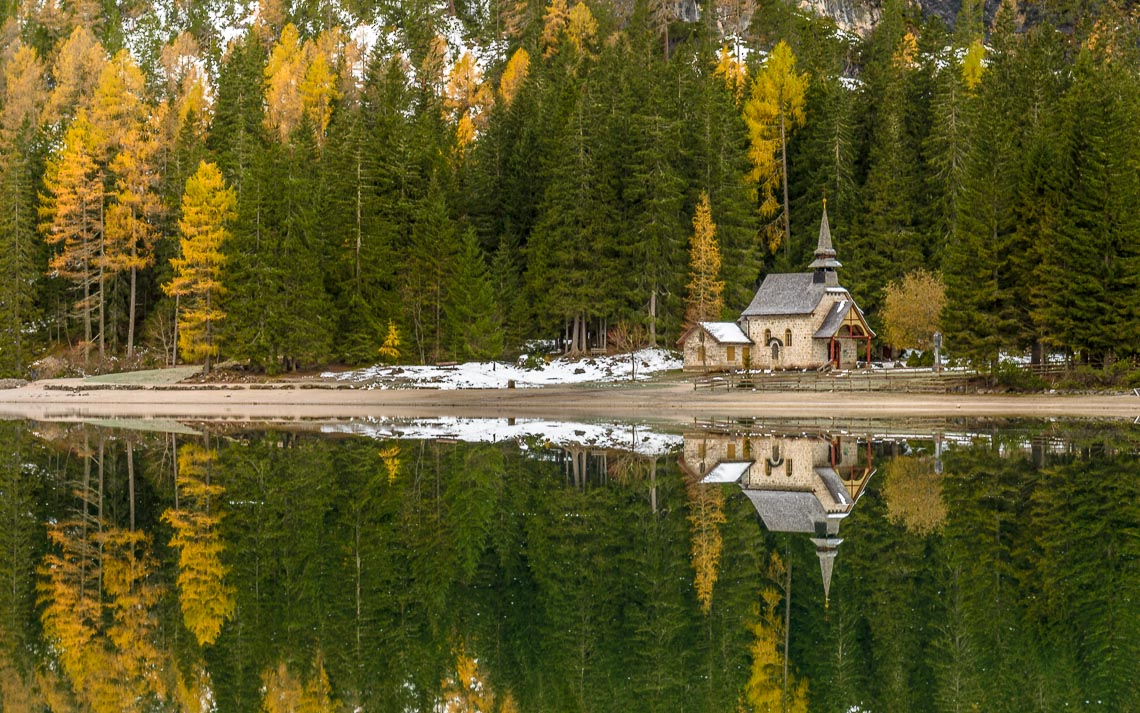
[323,417,682,456]
[320,349,681,390]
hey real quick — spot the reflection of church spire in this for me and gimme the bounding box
[810,536,843,608]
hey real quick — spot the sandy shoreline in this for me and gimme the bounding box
[1,378,1138,423]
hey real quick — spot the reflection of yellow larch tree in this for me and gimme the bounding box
[882,455,947,535]
[440,644,518,713]
[684,466,726,613]
[162,442,236,646]
[745,552,809,712]
[261,652,337,713]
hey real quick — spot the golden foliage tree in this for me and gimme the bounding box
[684,450,727,613]
[745,552,809,713]
[378,319,401,363]
[743,41,808,253]
[163,161,237,371]
[46,26,107,126]
[439,644,516,713]
[714,45,748,103]
[378,443,401,484]
[881,269,946,351]
[685,191,724,325]
[962,39,986,91]
[882,455,947,535]
[1,42,47,137]
[261,653,337,713]
[94,50,163,361]
[541,0,571,56]
[446,51,494,150]
[162,443,236,646]
[498,48,530,107]
[39,110,105,364]
[264,25,341,143]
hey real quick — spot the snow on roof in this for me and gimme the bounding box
[700,461,753,483]
[699,322,752,344]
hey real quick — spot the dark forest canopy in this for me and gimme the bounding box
[0,0,1138,375]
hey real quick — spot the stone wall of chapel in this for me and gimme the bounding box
[681,332,751,372]
[742,312,828,369]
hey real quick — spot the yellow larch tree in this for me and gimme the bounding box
[378,443,401,484]
[265,24,342,144]
[1,42,47,138]
[46,26,108,126]
[541,0,571,57]
[962,39,986,91]
[714,45,748,104]
[565,2,598,56]
[881,268,946,351]
[94,50,164,361]
[498,48,530,108]
[264,23,306,141]
[440,644,516,713]
[685,191,724,325]
[161,442,236,646]
[163,161,236,371]
[743,40,808,254]
[39,110,106,366]
[445,51,494,151]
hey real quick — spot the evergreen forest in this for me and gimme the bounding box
[0,0,1138,376]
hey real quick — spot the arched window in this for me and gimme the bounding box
[764,328,772,345]
[785,329,792,347]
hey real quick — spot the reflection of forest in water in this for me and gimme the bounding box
[0,420,1137,712]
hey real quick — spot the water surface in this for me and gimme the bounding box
[0,417,1136,712]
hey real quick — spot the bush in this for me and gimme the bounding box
[993,362,1048,392]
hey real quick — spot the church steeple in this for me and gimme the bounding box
[808,200,842,283]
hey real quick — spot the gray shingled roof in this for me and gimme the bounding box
[808,204,842,270]
[740,273,826,317]
[741,490,825,533]
[813,300,852,338]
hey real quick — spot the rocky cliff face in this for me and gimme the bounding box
[798,0,882,36]
[795,0,1003,37]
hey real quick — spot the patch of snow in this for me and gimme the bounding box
[699,322,751,344]
[701,461,752,483]
[322,348,681,390]
[323,417,682,456]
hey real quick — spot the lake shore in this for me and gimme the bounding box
[1,377,1139,423]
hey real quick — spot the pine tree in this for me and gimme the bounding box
[447,228,504,361]
[0,42,47,376]
[163,161,237,372]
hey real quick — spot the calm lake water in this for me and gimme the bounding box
[0,417,1136,712]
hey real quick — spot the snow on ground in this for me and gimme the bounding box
[321,348,682,390]
[323,417,682,456]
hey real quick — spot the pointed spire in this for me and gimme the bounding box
[808,199,842,271]
[811,536,842,608]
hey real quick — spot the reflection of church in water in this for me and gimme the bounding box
[679,429,876,605]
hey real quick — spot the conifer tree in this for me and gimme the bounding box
[39,111,105,366]
[743,40,808,254]
[0,43,47,376]
[447,228,504,361]
[163,161,236,373]
[685,192,724,324]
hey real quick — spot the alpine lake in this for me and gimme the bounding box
[0,414,1136,712]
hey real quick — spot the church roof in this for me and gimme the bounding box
[740,273,827,317]
[812,299,876,339]
[741,490,827,533]
[698,321,752,344]
[700,461,753,483]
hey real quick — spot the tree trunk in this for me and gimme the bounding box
[127,265,137,362]
[780,109,791,255]
[649,288,657,346]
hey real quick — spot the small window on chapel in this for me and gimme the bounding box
[785,329,792,347]
[728,443,736,460]
[726,346,736,362]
